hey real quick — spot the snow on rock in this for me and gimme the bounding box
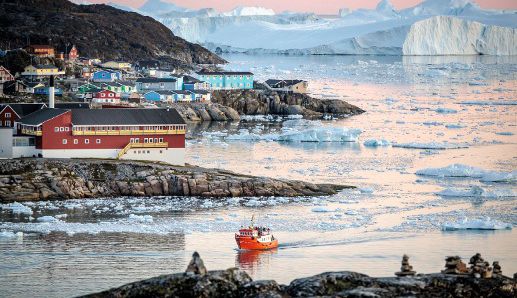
[403,16,517,55]
[442,217,512,230]
[363,139,391,147]
[128,214,154,223]
[1,202,33,215]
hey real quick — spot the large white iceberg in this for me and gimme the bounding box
[442,217,513,230]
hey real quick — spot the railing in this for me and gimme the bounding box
[73,129,185,136]
[21,129,42,136]
[117,142,168,159]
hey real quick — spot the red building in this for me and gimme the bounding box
[57,45,79,61]
[0,103,46,127]
[5,108,186,165]
[0,66,14,83]
[92,90,120,104]
[25,45,55,57]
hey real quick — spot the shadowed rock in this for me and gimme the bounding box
[186,252,207,276]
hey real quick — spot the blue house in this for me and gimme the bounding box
[196,70,253,90]
[143,91,173,102]
[136,77,183,92]
[92,70,121,82]
[34,86,63,96]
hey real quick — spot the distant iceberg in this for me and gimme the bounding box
[393,142,468,150]
[442,217,512,230]
[416,164,516,182]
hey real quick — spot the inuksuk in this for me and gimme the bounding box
[395,254,416,277]
[492,261,502,276]
[469,253,492,278]
[442,256,468,275]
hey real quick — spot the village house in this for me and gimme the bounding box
[24,45,55,57]
[191,90,211,102]
[264,79,308,94]
[91,89,120,105]
[172,90,193,102]
[56,44,79,61]
[0,66,14,83]
[144,90,173,102]
[91,70,121,82]
[34,85,63,96]
[101,61,132,70]
[136,77,183,92]
[0,103,46,127]
[102,81,135,94]
[78,57,101,66]
[21,65,65,80]
[183,75,210,91]
[0,108,186,165]
[196,70,254,90]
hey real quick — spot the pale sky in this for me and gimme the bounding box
[93,0,517,14]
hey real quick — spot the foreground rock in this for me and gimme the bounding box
[0,159,349,202]
[82,252,517,298]
[211,88,365,119]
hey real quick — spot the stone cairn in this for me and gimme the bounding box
[441,256,469,275]
[185,251,207,276]
[469,253,493,279]
[492,261,502,277]
[395,254,416,277]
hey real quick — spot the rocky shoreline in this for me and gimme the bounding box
[82,252,517,298]
[0,159,350,202]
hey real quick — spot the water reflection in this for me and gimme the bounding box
[236,249,278,276]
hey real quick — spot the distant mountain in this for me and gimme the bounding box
[0,0,225,66]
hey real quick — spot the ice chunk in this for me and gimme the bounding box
[437,186,516,198]
[495,131,514,136]
[1,202,33,215]
[416,164,484,178]
[37,216,60,223]
[480,171,517,183]
[393,142,468,150]
[128,214,153,223]
[277,127,362,142]
[445,123,465,129]
[358,187,374,194]
[442,217,512,231]
[435,107,457,114]
[311,206,336,213]
[363,139,391,147]
[0,230,23,238]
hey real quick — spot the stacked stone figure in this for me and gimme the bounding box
[442,256,468,275]
[492,261,502,276]
[469,253,493,278]
[395,254,416,277]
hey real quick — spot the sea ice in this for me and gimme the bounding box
[128,214,154,223]
[437,186,516,198]
[416,164,516,182]
[0,230,23,238]
[37,216,60,223]
[0,202,33,215]
[442,217,512,231]
[311,206,337,213]
[363,139,391,147]
[393,142,468,150]
[495,131,514,136]
[435,107,457,114]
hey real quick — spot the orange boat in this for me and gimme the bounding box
[235,216,278,250]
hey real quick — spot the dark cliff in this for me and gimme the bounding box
[0,0,225,66]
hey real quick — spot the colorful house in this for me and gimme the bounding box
[24,45,55,57]
[0,103,46,127]
[21,65,65,79]
[183,75,210,91]
[191,90,211,102]
[34,86,63,96]
[265,79,308,94]
[102,81,135,94]
[1,108,186,165]
[136,77,183,92]
[92,90,120,104]
[57,45,79,60]
[92,70,121,82]
[196,70,253,90]
[144,91,173,102]
[172,90,192,102]
[0,66,14,83]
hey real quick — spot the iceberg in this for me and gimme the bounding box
[436,186,516,198]
[37,216,60,223]
[128,214,154,223]
[442,217,512,230]
[417,164,516,182]
[311,206,337,213]
[363,139,391,147]
[0,202,33,215]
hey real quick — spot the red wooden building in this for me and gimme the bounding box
[2,108,186,165]
[92,90,121,104]
[25,45,55,57]
[0,103,46,127]
[57,45,79,60]
[0,66,14,83]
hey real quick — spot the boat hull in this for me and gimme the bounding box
[235,235,278,250]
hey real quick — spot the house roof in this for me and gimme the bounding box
[72,108,185,125]
[265,79,306,88]
[54,102,90,109]
[196,70,253,75]
[0,103,46,118]
[172,90,192,95]
[183,75,202,84]
[191,90,209,94]
[136,77,177,83]
[18,108,68,126]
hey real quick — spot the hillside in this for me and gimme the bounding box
[0,0,225,66]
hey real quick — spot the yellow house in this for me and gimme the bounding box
[21,65,65,78]
[101,61,132,70]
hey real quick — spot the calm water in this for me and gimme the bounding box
[1,54,516,297]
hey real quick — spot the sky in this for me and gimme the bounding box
[92,0,517,14]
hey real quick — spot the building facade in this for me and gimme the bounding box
[21,65,65,80]
[265,79,308,94]
[92,70,121,82]
[196,71,254,90]
[4,108,186,165]
[91,90,120,104]
[0,66,14,83]
[25,45,55,57]
[136,77,182,92]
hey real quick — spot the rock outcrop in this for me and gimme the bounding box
[0,159,349,202]
[170,102,240,122]
[211,88,365,119]
[82,252,517,298]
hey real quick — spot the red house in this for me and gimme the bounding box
[0,66,14,83]
[0,103,46,127]
[92,90,120,104]
[57,45,79,61]
[3,108,186,165]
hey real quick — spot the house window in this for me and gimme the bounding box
[60,127,64,132]
[5,120,11,126]
[65,127,69,131]
[144,138,148,143]
[109,93,113,97]
[74,139,78,144]
[154,138,158,143]
[96,139,101,144]
[62,139,67,144]
[159,138,163,143]
[149,138,154,143]
[54,127,59,132]
[135,138,139,143]
[147,150,150,154]
[5,113,10,118]
[85,139,89,144]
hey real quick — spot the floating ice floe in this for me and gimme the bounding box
[358,187,374,194]
[416,164,516,182]
[37,216,60,223]
[0,230,23,238]
[436,186,516,198]
[128,214,154,223]
[435,107,457,114]
[495,131,514,136]
[393,142,468,150]
[460,100,517,106]
[445,123,465,129]
[442,217,512,231]
[0,202,33,215]
[311,206,337,213]
[363,139,391,147]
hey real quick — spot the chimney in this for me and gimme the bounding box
[49,75,55,108]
